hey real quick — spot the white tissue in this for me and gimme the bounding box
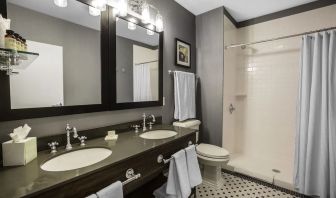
[9,124,31,143]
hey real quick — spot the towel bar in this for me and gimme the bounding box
[168,70,199,78]
[157,154,172,164]
[122,168,141,186]
[157,143,198,164]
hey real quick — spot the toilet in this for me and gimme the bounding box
[173,120,230,189]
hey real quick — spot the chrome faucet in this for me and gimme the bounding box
[142,113,156,131]
[65,124,78,150]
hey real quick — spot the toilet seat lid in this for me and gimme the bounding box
[196,144,230,159]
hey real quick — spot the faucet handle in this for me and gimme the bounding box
[48,141,59,154]
[148,122,154,130]
[73,127,78,138]
[131,125,140,133]
[78,136,87,146]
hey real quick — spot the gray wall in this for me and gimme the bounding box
[196,7,224,146]
[0,0,196,144]
[8,3,101,106]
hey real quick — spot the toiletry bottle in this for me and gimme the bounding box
[5,30,16,50]
[22,38,27,51]
[18,36,24,51]
[13,33,21,51]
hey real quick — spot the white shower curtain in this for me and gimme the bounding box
[294,31,336,198]
[133,63,152,102]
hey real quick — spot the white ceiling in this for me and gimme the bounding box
[175,0,317,21]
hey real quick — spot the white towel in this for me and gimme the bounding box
[185,145,202,187]
[153,183,176,198]
[86,194,98,198]
[166,150,191,198]
[96,181,123,198]
[174,71,196,121]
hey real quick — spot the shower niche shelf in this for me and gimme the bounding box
[0,47,39,75]
[235,93,247,97]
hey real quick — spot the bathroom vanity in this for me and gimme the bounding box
[0,124,197,198]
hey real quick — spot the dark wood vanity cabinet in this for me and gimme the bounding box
[29,133,196,198]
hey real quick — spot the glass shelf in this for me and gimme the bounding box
[0,47,39,74]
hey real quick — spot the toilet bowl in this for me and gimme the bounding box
[173,120,230,189]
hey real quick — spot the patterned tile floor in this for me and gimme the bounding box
[196,172,301,198]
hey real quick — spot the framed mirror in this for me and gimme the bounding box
[112,17,163,109]
[0,0,111,121]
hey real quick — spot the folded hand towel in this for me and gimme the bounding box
[96,181,123,198]
[166,150,191,198]
[185,145,202,187]
[174,71,196,121]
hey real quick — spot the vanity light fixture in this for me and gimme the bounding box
[128,18,137,30]
[118,0,128,17]
[113,7,120,17]
[89,6,101,16]
[92,0,107,11]
[141,2,150,24]
[110,0,164,32]
[146,24,154,35]
[54,0,67,7]
[155,13,163,32]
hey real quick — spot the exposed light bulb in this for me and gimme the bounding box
[155,13,163,32]
[112,7,120,17]
[141,2,150,24]
[118,0,128,17]
[89,6,101,16]
[128,18,137,30]
[92,0,107,11]
[54,0,67,7]
[147,24,154,35]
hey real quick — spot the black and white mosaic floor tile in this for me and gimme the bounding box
[196,171,306,198]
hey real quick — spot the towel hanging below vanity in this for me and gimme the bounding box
[96,181,123,198]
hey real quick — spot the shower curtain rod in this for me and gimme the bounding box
[224,26,336,49]
[134,60,158,65]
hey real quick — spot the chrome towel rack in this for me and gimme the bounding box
[122,168,141,186]
[168,70,199,78]
[157,142,198,164]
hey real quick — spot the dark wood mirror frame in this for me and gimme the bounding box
[0,0,163,121]
[110,15,163,110]
[0,0,112,121]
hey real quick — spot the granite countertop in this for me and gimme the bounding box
[0,125,196,198]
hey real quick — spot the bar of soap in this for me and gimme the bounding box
[107,130,116,136]
[105,135,118,141]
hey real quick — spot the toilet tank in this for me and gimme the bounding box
[173,120,201,142]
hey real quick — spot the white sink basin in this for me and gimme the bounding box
[41,147,112,172]
[139,130,177,140]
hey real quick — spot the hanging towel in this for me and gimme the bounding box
[96,181,123,198]
[153,183,176,198]
[174,71,196,121]
[86,194,98,198]
[185,145,202,187]
[166,150,191,198]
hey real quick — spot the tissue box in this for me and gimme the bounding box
[2,137,37,166]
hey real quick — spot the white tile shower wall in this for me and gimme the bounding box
[223,4,336,187]
[223,16,238,153]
